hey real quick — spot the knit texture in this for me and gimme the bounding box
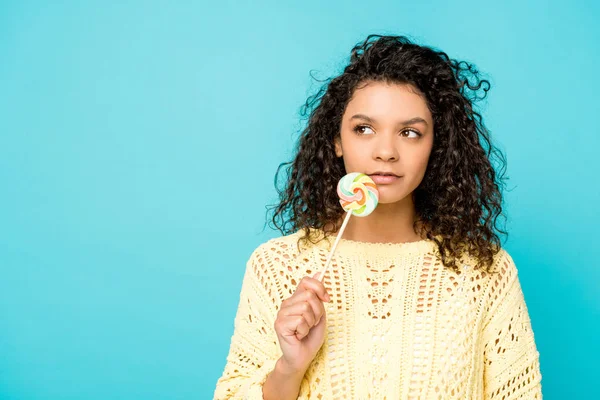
[214,229,542,399]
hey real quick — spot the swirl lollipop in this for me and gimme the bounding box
[318,172,379,282]
[337,172,379,217]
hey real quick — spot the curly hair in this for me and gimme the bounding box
[266,34,509,273]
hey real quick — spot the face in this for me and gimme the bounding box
[335,81,434,205]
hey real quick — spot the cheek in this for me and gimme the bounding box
[403,150,432,182]
[416,154,431,171]
[411,143,433,167]
[342,140,368,163]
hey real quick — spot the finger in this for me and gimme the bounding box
[275,314,300,336]
[278,315,310,339]
[282,300,317,328]
[293,318,311,340]
[297,276,330,303]
[282,290,326,326]
[298,289,325,326]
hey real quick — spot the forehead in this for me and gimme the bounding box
[344,81,431,121]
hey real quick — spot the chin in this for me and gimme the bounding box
[375,183,416,203]
[377,194,410,205]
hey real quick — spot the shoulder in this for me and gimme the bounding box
[468,247,526,320]
[487,248,520,285]
[243,230,318,300]
[244,230,315,276]
[459,245,518,277]
[457,246,521,305]
[247,230,305,261]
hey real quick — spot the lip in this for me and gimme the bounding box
[368,172,402,185]
[369,171,400,177]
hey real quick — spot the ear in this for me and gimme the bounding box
[334,137,343,157]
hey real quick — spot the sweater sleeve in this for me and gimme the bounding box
[213,246,282,399]
[482,250,543,399]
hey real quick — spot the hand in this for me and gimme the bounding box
[274,273,331,374]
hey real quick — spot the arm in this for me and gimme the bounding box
[482,251,543,399]
[213,246,309,400]
[262,358,306,400]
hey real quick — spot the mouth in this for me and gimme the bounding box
[368,171,401,177]
[367,172,402,185]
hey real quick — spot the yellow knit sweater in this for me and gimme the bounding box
[214,229,542,399]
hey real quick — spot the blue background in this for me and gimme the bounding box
[1,1,598,399]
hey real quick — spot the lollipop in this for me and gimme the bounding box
[317,172,379,282]
[337,172,379,217]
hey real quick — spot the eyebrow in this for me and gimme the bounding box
[350,113,429,127]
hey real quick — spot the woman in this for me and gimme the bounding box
[214,34,543,399]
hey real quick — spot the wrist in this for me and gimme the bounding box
[263,358,306,400]
[275,357,307,379]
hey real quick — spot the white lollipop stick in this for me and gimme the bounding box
[317,210,352,283]
[316,172,379,283]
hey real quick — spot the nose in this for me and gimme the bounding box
[372,133,399,162]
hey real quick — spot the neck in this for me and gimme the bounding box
[333,196,425,244]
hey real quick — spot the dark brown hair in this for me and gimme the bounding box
[266,34,509,273]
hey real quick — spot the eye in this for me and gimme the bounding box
[401,128,422,138]
[353,124,375,135]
